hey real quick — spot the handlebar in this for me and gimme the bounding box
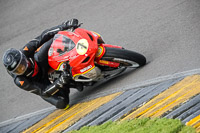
[69,23,83,32]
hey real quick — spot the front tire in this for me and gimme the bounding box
[102,47,146,68]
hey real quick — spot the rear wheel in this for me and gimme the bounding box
[102,47,146,68]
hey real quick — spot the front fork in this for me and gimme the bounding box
[95,44,122,68]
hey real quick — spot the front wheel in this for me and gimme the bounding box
[102,47,146,68]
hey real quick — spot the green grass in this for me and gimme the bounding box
[69,118,196,133]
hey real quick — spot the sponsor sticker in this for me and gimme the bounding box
[80,65,92,73]
[96,46,103,57]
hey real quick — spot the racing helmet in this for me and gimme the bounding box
[2,48,34,76]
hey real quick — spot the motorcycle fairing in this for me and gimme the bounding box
[48,28,99,78]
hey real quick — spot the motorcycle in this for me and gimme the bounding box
[48,21,146,88]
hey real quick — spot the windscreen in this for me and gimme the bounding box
[53,34,75,55]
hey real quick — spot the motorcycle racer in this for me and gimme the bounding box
[2,19,80,109]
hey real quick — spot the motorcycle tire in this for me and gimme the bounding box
[102,47,146,68]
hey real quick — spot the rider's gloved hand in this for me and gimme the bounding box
[62,18,79,30]
[42,72,70,97]
[56,72,70,88]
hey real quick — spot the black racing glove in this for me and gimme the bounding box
[42,72,70,97]
[56,72,70,88]
[62,18,81,30]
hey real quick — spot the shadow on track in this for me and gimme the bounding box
[69,66,146,105]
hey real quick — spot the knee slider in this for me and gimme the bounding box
[55,96,68,109]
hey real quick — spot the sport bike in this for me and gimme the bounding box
[48,22,146,88]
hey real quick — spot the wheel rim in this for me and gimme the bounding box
[112,58,140,68]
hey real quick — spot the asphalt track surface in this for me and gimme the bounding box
[0,0,200,124]
[1,74,200,132]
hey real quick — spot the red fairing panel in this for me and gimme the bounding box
[48,28,99,77]
[48,28,123,77]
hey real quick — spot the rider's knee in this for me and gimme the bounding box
[56,97,69,109]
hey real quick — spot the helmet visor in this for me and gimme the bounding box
[12,52,28,75]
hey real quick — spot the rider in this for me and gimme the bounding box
[2,19,81,109]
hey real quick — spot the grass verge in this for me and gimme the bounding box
[69,118,196,133]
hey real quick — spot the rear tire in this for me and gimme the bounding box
[102,47,146,68]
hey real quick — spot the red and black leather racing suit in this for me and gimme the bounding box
[10,21,75,109]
